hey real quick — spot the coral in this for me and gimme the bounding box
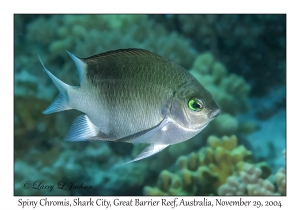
[14,15,275,196]
[275,149,286,195]
[15,14,254,177]
[212,113,239,135]
[15,70,56,101]
[218,163,281,195]
[218,149,286,196]
[14,160,70,196]
[14,14,200,195]
[14,139,149,195]
[17,15,252,194]
[143,135,253,195]
[237,121,258,134]
[190,52,251,116]
[143,170,184,196]
[275,168,286,195]
[21,14,197,85]
[157,14,286,96]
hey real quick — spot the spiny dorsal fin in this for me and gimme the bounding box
[66,51,86,85]
[81,48,166,62]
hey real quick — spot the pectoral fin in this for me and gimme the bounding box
[122,144,169,165]
[129,117,171,145]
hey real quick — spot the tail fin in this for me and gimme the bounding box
[38,55,72,114]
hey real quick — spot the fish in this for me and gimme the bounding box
[39,48,220,165]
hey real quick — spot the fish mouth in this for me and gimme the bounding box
[208,109,220,120]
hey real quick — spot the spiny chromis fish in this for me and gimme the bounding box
[39,48,220,165]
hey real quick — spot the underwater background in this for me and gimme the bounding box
[14,14,286,196]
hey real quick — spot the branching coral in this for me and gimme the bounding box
[218,163,278,195]
[218,149,286,196]
[143,135,254,195]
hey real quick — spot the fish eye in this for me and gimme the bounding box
[188,98,203,112]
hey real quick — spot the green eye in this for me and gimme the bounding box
[188,98,203,112]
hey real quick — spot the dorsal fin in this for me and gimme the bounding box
[66,51,86,85]
[81,48,165,62]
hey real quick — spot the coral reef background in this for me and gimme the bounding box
[14,14,286,196]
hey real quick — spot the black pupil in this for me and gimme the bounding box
[192,102,200,109]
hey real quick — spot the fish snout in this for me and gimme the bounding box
[209,109,220,119]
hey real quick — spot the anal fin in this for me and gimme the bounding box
[64,115,101,141]
[122,144,169,165]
